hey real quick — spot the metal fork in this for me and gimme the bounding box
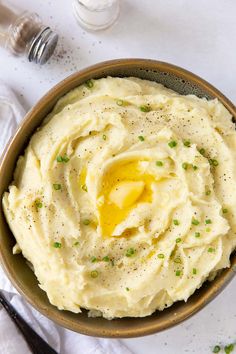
[0,291,58,354]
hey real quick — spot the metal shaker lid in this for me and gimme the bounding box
[28,26,58,65]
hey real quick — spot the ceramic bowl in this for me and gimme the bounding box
[0,59,235,338]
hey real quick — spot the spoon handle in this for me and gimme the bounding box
[0,291,58,354]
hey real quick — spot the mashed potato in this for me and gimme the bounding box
[2,77,236,318]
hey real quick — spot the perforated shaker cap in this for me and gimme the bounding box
[27,26,58,65]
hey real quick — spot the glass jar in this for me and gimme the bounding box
[72,0,120,31]
[0,1,58,64]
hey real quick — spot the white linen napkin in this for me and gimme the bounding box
[0,82,132,354]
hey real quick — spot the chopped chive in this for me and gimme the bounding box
[192,165,198,171]
[116,99,124,106]
[182,162,189,170]
[176,238,182,243]
[35,200,43,208]
[199,148,205,156]
[63,155,70,163]
[138,135,145,141]
[140,105,151,112]
[184,140,191,147]
[156,161,163,166]
[175,270,182,276]
[205,219,212,224]
[192,218,200,225]
[91,256,97,263]
[157,253,165,259]
[212,345,221,353]
[209,159,219,167]
[173,219,180,226]
[102,256,110,262]
[174,258,182,264]
[57,155,69,163]
[53,242,61,248]
[222,208,228,214]
[195,232,201,238]
[126,248,135,257]
[85,79,93,88]
[90,270,98,278]
[102,134,107,141]
[205,190,211,196]
[168,140,177,148]
[206,227,211,232]
[74,241,80,246]
[82,184,88,192]
[126,287,130,291]
[83,219,90,225]
[208,247,215,253]
[224,344,234,354]
[192,268,197,275]
[53,183,61,190]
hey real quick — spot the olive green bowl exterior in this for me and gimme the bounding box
[0,59,235,338]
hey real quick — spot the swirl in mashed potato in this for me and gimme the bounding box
[3,77,236,319]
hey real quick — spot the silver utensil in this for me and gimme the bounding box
[0,290,58,354]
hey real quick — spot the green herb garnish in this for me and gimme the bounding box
[156,161,163,167]
[199,148,205,156]
[205,190,211,196]
[138,135,145,141]
[173,219,180,226]
[90,270,98,278]
[195,232,201,238]
[85,79,94,88]
[174,258,182,264]
[35,200,43,208]
[168,140,177,148]
[192,218,200,225]
[224,344,234,354]
[102,256,110,262]
[83,219,90,225]
[176,238,182,243]
[157,253,165,259]
[57,155,69,163]
[91,256,97,263]
[56,155,63,162]
[74,241,80,246]
[208,247,215,253]
[192,165,198,171]
[126,248,136,257]
[140,105,151,112]
[126,287,130,291]
[53,242,61,248]
[184,140,191,147]
[192,268,197,275]
[212,345,221,353]
[205,219,212,224]
[209,159,219,167]
[102,134,107,141]
[182,162,189,170]
[175,270,182,276]
[53,184,61,190]
[222,208,228,214]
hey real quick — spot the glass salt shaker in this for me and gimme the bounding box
[72,0,120,31]
[0,0,58,65]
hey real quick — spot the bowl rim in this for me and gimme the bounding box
[0,58,235,338]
